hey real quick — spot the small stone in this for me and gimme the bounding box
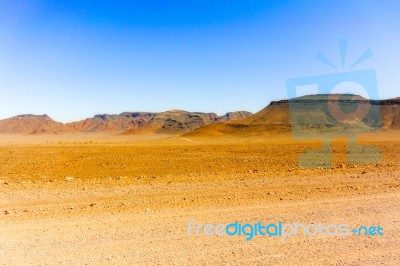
[4,210,10,215]
[65,176,74,182]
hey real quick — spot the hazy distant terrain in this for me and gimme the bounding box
[0,110,252,135]
[1,94,399,137]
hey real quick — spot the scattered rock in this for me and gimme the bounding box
[65,176,74,182]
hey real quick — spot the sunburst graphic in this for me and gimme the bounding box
[315,39,373,70]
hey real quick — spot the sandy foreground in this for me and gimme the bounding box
[0,133,399,265]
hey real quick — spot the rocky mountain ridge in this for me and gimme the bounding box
[0,110,252,135]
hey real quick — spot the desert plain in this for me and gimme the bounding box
[0,131,399,265]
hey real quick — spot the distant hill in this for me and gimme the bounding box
[0,114,67,135]
[185,95,400,137]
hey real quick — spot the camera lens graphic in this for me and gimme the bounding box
[327,82,371,125]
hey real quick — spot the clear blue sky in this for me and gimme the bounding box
[0,0,399,122]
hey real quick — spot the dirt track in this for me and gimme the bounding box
[1,134,399,265]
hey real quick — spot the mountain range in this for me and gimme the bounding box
[1,94,399,136]
[0,110,252,135]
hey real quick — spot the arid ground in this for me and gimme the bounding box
[1,133,399,265]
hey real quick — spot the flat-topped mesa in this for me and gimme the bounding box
[185,94,400,136]
[294,94,367,100]
[119,112,156,118]
[16,114,51,119]
[271,94,400,106]
[221,111,253,120]
[269,95,365,105]
[379,98,400,105]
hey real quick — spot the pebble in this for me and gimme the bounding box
[65,176,74,182]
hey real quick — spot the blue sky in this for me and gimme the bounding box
[0,0,399,122]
